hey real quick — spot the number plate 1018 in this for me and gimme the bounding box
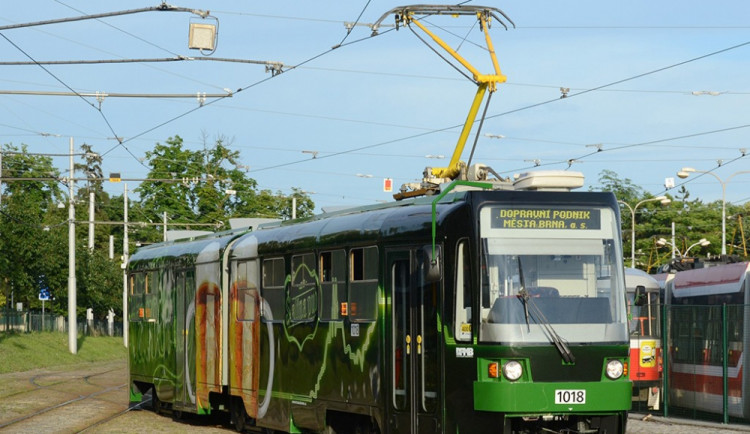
[554,389,586,404]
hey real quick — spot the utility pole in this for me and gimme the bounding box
[88,191,95,250]
[68,138,77,354]
[122,183,128,347]
[1,151,4,333]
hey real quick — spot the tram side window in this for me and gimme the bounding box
[174,271,185,323]
[262,258,286,323]
[320,250,346,322]
[455,240,472,342]
[417,247,440,412]
[235,260,259,321]
[129,273,145,322]
[672,305,725,366]
[143,271,158,322]
[349,246,378,322]
[290,253,318,322]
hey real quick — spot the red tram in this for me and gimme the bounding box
[625,268,662,409]
[663,261,750,418]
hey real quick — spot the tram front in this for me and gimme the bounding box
[471,193,630,433]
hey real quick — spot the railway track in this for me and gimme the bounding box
[0,361,130,432]
[0,359,235,433]
[3,358,748,433]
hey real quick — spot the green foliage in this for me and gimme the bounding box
[48,248,123,319]
[0,144,65,314]
[596,169,745,271]
[0,143,125,318]
[591,169,644,203]
[134,135,314,244]
[1,137,315,320]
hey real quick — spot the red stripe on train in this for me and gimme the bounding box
[670,367,743,397]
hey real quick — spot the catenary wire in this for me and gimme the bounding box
[17,6,748,188]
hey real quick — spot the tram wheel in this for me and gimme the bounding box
[230,398,249,432]
[151,390,162,414]
[172,408,183,420]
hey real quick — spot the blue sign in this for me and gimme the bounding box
[39,288,51,301]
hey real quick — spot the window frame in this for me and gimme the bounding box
[261,257,286,323]
[348,246,379,322]
[319,249,347,322]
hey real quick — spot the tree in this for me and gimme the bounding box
[0,144,66,313]
[0,135,318,321]
[592,169,644,204]
[76,247,123,319]
[136,135,314,242]
[591,169,744,270]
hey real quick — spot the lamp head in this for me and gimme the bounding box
[677,167,696,179]
[654,195,671,205]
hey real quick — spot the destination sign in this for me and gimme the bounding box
[491,207,601,230]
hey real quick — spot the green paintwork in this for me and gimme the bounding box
[474,380,631,414]
[126,189,630,433]
[430,180,493,258]
[128,229,247,414]
[443,340,631,430]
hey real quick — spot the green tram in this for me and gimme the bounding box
[128,173,631,433]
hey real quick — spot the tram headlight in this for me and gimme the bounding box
[502,360,523,381]
[605,360,624,380]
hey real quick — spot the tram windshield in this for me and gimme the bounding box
[627,291,661,338]
[477,205,628,345]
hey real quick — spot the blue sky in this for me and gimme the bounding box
[1,1,749,214]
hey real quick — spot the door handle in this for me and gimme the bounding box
[406,334,411,355]
[417,334,422,355]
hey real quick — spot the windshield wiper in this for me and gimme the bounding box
[516,258,576,364]
[516,258,532,333]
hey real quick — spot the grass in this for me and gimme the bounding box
[0,331,127,374]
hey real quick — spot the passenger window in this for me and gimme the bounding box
[130,274,141,296]
[349,246,378,322]
[320,250,346,321]
[128,274,142,322]
[455,240,472,341]
[235,260,259,321]
[144,271,158,322]
[290,253,318,322]
[262,258,286,323]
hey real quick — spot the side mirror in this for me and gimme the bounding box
[421,245,442,283]
[634,285,647,306]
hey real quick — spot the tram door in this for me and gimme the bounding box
[175,270,196,409]
[388,248,441,433]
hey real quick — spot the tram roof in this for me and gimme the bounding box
[624,268,660,292]
[128,227,249,266]
[671,261,750,297]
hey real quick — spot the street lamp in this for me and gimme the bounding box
[619,196,671,268]
[656,237,710,257]
[677,168,750,255]
[685,238,711,256]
